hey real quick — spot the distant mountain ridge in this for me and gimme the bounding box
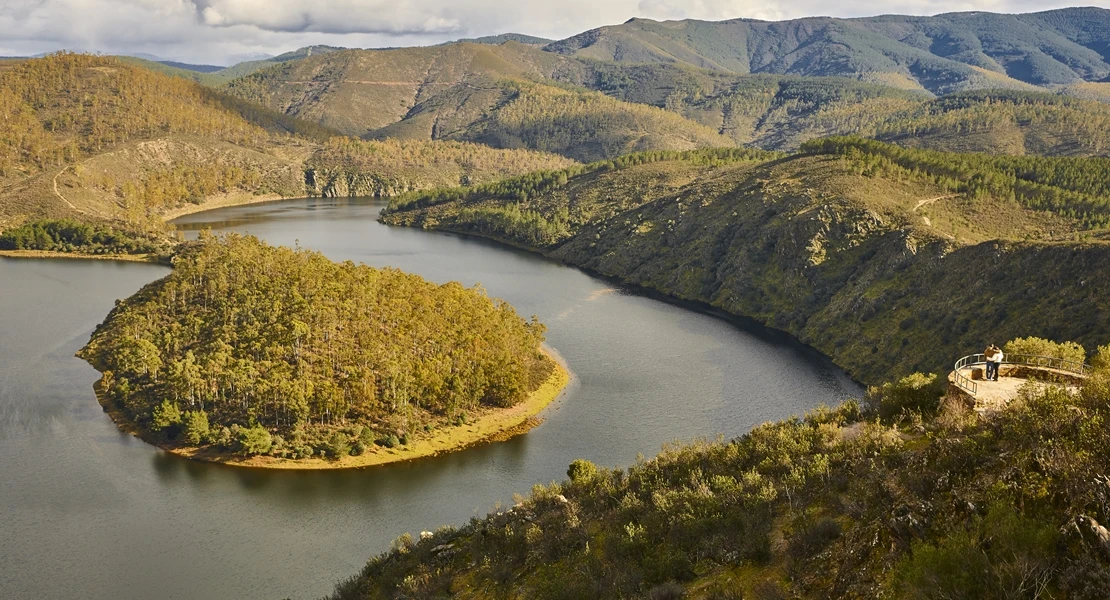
[545,7,1110,94]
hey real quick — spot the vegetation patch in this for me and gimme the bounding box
[330,344,1110,599]
[78,234,562,467]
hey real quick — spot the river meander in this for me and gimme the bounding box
[0,197,861,599]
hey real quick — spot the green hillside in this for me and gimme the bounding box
[876,90,1110,156]
[0,52,301,226]
[383,140,1110,385]
[305,137,576,197]
[332,355,1110,599]
[545,8,1110,94]
[221,42,735,161]
[78,234,555,460]
[216,39,1110,160]
[115,46,345,87]
[0,53,581,232]
[447,33,553,46]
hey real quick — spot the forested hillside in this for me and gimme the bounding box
[0,53,314,227]
[331,353,1110,599]
[305,137,576,197]
[216,40,1110,160]
[0,53,581,231]
[383,140,1110,384]
[220,42,734,162]
[546,8,1110,94]
[79,234,555,460]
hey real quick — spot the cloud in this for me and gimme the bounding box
[192,1,462,35]
[0,0,1106,64]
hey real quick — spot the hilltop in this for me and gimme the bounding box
[382,141,1110,385]
[546,8,1110,94]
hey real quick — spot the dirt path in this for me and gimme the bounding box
[52,165,90,216]
[913,194,958,212]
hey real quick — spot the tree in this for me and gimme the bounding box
[181,410,210,445]
[151,399,181,431]
[237,423,272,455]
[1003,336,1087,364]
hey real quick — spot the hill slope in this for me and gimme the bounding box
[330,366,1110,599]
[0,54,578,229]
[220,41,1110,159]
[383,141,1110,385]
[221,42,734,161]
[546,8,1110,94]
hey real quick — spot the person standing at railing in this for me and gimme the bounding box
[984,344,1003,381]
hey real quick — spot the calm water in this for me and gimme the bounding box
[0,197,860,599]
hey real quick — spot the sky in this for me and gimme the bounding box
[0,0,1106,65]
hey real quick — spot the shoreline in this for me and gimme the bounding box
[160,192,292,221]
[0,249,162,263]
[91,348,571,470]
[389,220,868,386]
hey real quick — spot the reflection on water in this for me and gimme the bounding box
[0,198,861,600]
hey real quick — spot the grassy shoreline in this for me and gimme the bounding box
[0,249,162,263]
[90,348,571,470]
[160,192,290,221]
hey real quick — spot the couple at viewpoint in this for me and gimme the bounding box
[984,344,1004,381]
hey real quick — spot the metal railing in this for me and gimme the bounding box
[952,353,1091,395]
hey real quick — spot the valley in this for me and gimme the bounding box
[1,6,1110,600]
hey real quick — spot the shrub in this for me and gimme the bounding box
[1091,343,1110,372]
[567,459,599,483]
[237,423,273,455]
[1003,336,1086,364]
[894,505,1058,600]
[869,372,944,421]
[324,431,351,458]
[215,426,232,448]
[788,518,842,559]
[180,409,209,445]
[379,434,400,449]
[647,582,685,600]
[150,399,181,431]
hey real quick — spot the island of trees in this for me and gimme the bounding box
[78,234,566,467]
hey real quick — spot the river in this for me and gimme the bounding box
[0,197,861,599]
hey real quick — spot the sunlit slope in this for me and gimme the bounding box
[383,141,1110,383]
[221,43,732,161]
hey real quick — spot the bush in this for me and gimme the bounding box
[869,372,945,421]
[378,434,400,449]
[180,409,209,445]
[1091,343,1110,372]
[1003,336,1086,364]
[893,505,1057,600]
[567,459,599,483]
[323,431,351,458]
[237,423,273,455]
[215,426,232,448]
[788,518,842,559]
[151,399,181,431]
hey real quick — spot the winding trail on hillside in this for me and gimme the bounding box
[52,165,89,216]
[913,193,958,211]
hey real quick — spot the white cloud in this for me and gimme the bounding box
[0,0,1105,65]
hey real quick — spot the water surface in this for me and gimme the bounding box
[0,198,860,599]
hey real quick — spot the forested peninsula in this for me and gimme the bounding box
[77,234,567,468]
